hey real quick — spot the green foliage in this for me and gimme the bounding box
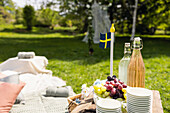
[32,0,61,29]
[57,0,88,32]
[3,0,15,14]
[56,0,169,35]
[23,5,35,31]
[66,20,72,27]
[58,17,67,27]
[0,15,5,24]
[0,6,12,23]
[136,0,170,34]
[0,0,15,20]
[15,8,23,24]
[35,8,60,29]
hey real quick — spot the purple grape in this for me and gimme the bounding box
[119,90,123,94]
[109,93,114,97]
[113,96,118,99]
[107,76,112,81]
[112,75,116,78]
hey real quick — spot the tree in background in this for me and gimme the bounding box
[0,6,12,24]
[0,0,15,13]
[39,8,59,29]
[15,7,23,24]
[34,1,60,29]
[23,5,35,31]
[56,0,169,35]
[57,0,88,32]
[0,0,15,24]
[136,0,170,34]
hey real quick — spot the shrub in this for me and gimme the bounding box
[23,5,35,31]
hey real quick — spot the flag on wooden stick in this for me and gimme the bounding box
[99,23,115,76]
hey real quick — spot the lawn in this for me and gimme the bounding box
[0,25,169,113]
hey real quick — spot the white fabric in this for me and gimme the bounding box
[19,73,66,95]
[82,1,111,43]
[0,56,74,113]
[1,70,19,75]
[0,56,52,75]
[0,73,19,84]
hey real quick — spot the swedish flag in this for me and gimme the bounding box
[99,32,111,49]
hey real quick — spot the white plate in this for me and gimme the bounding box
[127,97,152,102]
[97,99,121,110]
[127,108,151,113]
[127,87,152,97]
[97,105,121,110]
[97,107,121,112]
[127,94,151,99]
[127,99,151,104]
[127,104,151,109]
[128,102,151,106]
[97,108,121,113]
[97,107,121,111]
[127,107,151,112]
[127,94,151,98]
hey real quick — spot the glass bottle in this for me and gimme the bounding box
[127,37,145,88]
[119,43,131,84]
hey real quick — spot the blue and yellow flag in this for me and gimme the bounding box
[99,32,111,49]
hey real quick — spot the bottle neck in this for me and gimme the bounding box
[124,53,131,58]
[132,48,141,56]
[124,46,131,58]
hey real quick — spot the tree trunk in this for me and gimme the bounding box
[82,16,88,33]
[108,1,114,24]
[130,0,138,41]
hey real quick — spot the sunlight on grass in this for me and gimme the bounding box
[116,33,170,38]
[0,26,169,112]
[0,32,83,38]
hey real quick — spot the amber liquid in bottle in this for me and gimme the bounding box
[127,37,145,88]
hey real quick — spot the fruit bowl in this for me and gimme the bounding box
[93,75,127,101]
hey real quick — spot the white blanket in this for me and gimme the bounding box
[0,56,52,75]
[0,56,74,113]
[0,56,70,96]
[19,73,66,95]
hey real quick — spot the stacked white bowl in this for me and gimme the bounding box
[96,99,122,113]
[127,87,152,113]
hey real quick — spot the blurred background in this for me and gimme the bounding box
[0,0,169,112]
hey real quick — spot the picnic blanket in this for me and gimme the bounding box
[7,72,73,113]
[0,56,74,113]
[10,93,69,113]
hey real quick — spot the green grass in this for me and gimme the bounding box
[0,25,169,113]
